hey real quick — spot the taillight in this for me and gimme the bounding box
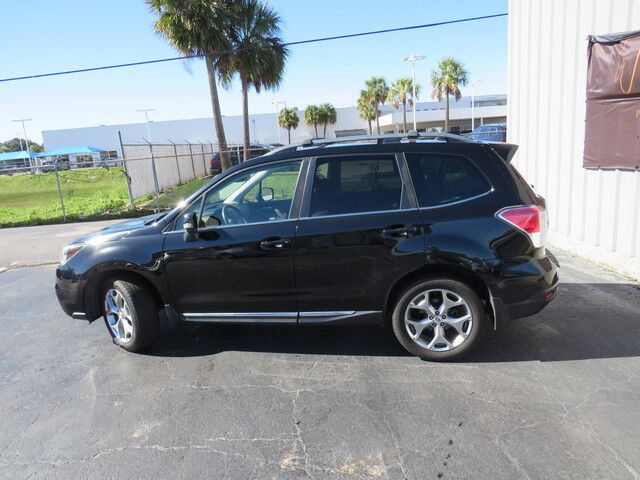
[496,205,547,248]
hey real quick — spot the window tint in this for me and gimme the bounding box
[175,160,301,229]
[406,153,491,207]
[309,155,404,217]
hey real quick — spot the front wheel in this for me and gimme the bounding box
[391,278,485,361]
[103,279,159,352]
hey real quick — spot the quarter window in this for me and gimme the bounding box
[406,153,491,207]
[308,155,404,217]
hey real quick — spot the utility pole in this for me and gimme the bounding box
[469,79,481,132]
[402,55,425,131]
[12,118,33,170]
[272,100,287,144]
[136,109,155,143]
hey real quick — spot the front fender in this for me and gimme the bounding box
[65,233,169,321]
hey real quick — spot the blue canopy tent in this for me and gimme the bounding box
[35,145,106,157]
[36,145,106,169]
[0,150,37,169]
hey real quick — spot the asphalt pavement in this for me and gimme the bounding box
[0,229,639,479]
[0,219,122,269]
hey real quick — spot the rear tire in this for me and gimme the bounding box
[391,278,485,361]
[102,279,159,352]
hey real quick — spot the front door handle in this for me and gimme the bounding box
[382,225,418,238]
[259,238,291,251]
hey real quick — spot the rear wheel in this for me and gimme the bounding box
[391,278,485,361]
[103,279,159,352]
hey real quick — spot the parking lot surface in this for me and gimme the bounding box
[0,219,123,269]
[0,249,639,479]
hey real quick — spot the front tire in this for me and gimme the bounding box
[103,279,159,352]
[391,278,485,361]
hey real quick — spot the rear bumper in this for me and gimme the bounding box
[490,248,560,327]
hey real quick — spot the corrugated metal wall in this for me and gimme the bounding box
[507,0,640,280]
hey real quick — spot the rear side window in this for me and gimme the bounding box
[309,155,404,217]
[406,153,491,207]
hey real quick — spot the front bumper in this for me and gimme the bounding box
[55,267,89,320]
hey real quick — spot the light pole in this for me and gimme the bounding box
[136,109,156,143]
[402,54,425,131]
[469,79,481,132]
[13,118,33,170]
[272,100,286,144]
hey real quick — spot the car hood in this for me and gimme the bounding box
[71,212,166,245]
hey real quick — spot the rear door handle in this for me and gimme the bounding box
[382,225,417,238]
[259,238,291,251]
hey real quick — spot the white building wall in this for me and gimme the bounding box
[42,107,370,155]
[42,97,506,155]
[508,0,640,281]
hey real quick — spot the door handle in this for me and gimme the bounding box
[382,225,417,238]
[259,238,291,251]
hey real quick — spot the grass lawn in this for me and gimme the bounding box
[136,176,210,210]
[0,167,211,228]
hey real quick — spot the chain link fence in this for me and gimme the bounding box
[0,141,222,228]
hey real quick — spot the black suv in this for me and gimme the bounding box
[56,133,558,361]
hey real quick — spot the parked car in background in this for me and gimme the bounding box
[56,131,558,361]
[467,123,507,142]
[210,144,273,175]
[41,158,70,172]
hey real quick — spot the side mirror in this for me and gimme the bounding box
[261,187,275,202]
[183,212,198,242]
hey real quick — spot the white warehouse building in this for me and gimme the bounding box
[41,95,506,155]
[507,0,640,280]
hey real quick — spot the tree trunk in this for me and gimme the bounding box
[314,124,318,138]
[287,128,291,144]
[445,93,450,132]
[206,56,230,170]
[367,119,372,135]
[240,74,251,161]
[402,101,407,133]
[323,123,327,138]
[375,111,380,134]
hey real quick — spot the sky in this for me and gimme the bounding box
[0,0,508,144]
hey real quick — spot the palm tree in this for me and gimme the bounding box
[148,0,232,170]
[219,0,288,161]
[304,105,321,138]
[317,103,337,138]
[357,91,377,135]
[364,76,388,134]
[387,77,421,133]
[431,57,469,132]
[278,107,299,144]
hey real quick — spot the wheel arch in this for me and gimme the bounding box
[84,268,165,321]
[384,265,494,326]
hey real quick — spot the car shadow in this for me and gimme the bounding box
[147,282,640,362]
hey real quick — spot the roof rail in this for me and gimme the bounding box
[264,131,473,157]
[299,131,471,148]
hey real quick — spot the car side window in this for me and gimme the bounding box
[406,153,491,207]
[176,160,302,230]
[308,155,404,217]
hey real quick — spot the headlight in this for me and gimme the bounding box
[60,243,85,265]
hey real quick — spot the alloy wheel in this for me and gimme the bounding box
[404,288,473,352]
[104,288,134,343]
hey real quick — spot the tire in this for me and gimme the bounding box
[391,278,485,361]
[102,279,159,352]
